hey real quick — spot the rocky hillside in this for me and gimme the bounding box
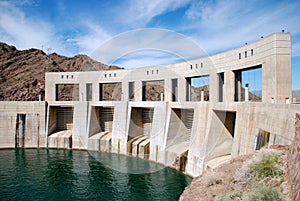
[180,146,292,201]
[0,42,120,101]
[180,114,300,201]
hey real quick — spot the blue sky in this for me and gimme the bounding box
[0,0,300,89]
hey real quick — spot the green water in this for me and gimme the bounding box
[0,149,191,201]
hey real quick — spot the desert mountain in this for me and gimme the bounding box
[0,42,120,101]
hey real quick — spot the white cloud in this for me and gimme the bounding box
[186,0,248,31]
[0,1,69,55]
[1,0,299,66]
[90,28,207,66]
[112,50,185,68]
[183,0,300,55]
[66,21,111,55]
[121,0,191,27]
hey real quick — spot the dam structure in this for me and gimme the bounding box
[0,32,299,177]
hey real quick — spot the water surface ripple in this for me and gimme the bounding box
[0,149,191,201]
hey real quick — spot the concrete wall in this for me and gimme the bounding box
[45,33,292,105]
[0,100,298,177]
[0,101,46,148]
[233,103,297,157]
[203,110,234,162]
[111,102,128,154]
[0,32,298,177]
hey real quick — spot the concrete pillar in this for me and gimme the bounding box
[237,74,242,102]
[92,81,98,101]
[135,81,143,101]
[178,77,187,102]
[186,78,191,102]
[111,102,128,154]
[245,83,249,102]
[262,34,291,103]
[79,83,86,102]
[171,78,179,102]
[160,93,164,101]
[149,102,168,162]
[38,102,47,147]
[209,73,219,103]
[201,90,204,102]
[45,74,56,101]
[164,78,172,102]
[224,71,235,103]
[73,102,88,149]
[122,81,129,101]
[218,73,224,102]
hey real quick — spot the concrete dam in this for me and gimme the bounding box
[0,32,299,177]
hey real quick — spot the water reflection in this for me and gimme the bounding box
[88,151,166,174]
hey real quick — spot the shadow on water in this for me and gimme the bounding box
[87,154,117,200]
[45,149,77,200]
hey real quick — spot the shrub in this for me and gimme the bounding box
[248,154,283,179]
[242,184,283,201]
[215,191,242,201]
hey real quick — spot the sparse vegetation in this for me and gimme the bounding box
[215,191,242,201]
[242,184,283,201]
[248,154,283,179]
[213,151,286,201]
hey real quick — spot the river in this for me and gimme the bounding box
[0,148,191,201]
